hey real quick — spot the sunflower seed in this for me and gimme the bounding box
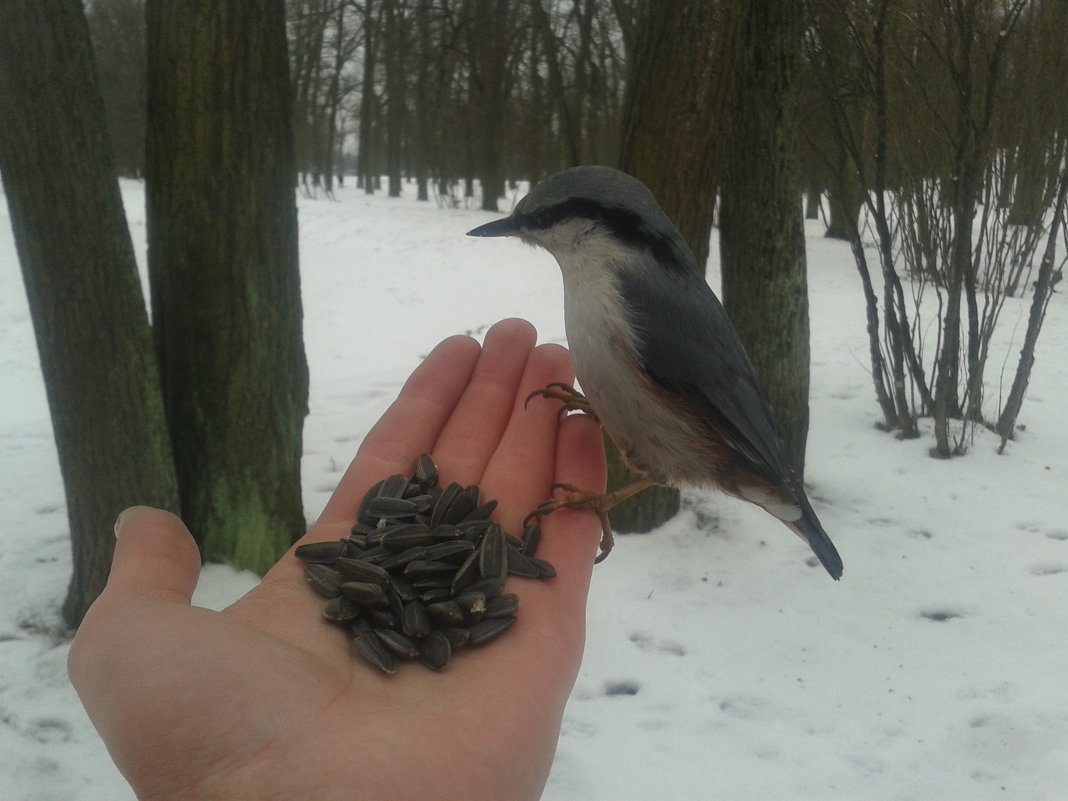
[304,564,343,598]
[323,595,363,622]
[419,589,453,603]
[404,559,457,579]
[365,496,421,520]
[390,577,417,601]
[521,523,541,557]
[375,628,420,659]
[463,499,498,522]
[506,546,541,578]
[405,494,435,513]
[463,577,505,599]
[334,557,391,586]
[418,629,452,671]
[443,487,477,523]
[450,549,481,595]
[439,626,471,649]
[454,519,493,540]
[424,540,476,562]
[339,581,386,604]
[478,524,508,582]
[414,453,438,489]
[430,482,463,527]
[430,523,460,540]
[379,546,429,571]
[353,545,393,565]
[485,593,519,618]
[367,607,398,628]
[353,631,396,674]
[401,600,432,639]
[468,615,516,645]
[530,557,557,579]
[294,540,349,563]
[380,524,435,551]
[426,600,464,626]
[350,616,373,635]
[453,591,487,618]
[412,576,453,590]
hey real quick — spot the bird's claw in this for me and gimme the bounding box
[524,382,600,422]
[523,483,616,562]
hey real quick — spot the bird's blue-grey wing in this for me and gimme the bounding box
[617,268,794,486]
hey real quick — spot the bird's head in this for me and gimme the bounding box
[467,166,696,275]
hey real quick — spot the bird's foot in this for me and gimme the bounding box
[524,483,616,562]
[524,382,599,422]
[523,477,659,563]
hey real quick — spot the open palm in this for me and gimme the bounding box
[68,319,606,801]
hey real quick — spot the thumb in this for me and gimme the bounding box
[106,505,202,604]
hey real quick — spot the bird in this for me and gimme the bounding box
[467,165,843,580]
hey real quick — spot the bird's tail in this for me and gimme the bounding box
[787,496,843,580]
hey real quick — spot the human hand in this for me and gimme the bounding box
[67,318,606,801]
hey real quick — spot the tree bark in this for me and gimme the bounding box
[0,0,178,627]
[719,0,811,477]
[146,0,309,573]
[618,0,727,271]
[469,0,510,211]
[609,0,729,531]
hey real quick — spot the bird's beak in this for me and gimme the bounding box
[466,217,519,238]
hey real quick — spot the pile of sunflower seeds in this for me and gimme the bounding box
[297,453,555,674]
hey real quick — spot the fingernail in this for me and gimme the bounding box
[114,508,132,539]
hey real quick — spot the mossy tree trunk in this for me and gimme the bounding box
[719,0,811,479]
[146,0,309,573]
[0,0,179,627]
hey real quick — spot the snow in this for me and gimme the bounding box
[2,177,1067,800]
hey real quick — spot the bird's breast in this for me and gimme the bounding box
[559,264,726,487]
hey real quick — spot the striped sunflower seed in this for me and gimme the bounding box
[304,564,343,598]
[294,540,349,564]
[401,600,432,639]
[467,615,516,646]
[353,631,396,674]
[478,523,508,582]
[375,628,420,659]
[418,630,452,671]
[339,581,386,605]
[334,556,391,586]
[323,595,363,622]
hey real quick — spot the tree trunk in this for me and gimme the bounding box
[469,0,510,211]
[358,0,378,193]
[618,0,727,272]
[146,0,309,573]
[0,0,179,627]
[384,0,406,197]
[609,0,729,531]
[719,0,811,478]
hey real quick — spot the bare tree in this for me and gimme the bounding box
[146,0,309,573]
[0,0,178,626]
[720,0,813,476]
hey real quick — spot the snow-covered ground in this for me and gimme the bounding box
[1,177,1066,800]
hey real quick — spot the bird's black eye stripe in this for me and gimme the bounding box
[520,198,684,267]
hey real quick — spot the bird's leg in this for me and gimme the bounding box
[524,382,599,422]
[524,476,659,563]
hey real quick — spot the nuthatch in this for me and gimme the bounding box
[467,165,843,580]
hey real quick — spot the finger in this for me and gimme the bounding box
[511,412,605,669]
[105,506,202,604]
[316,333,482,526]
[478,342,576,535]
[432,318,538,485]
[537,412,607,592]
